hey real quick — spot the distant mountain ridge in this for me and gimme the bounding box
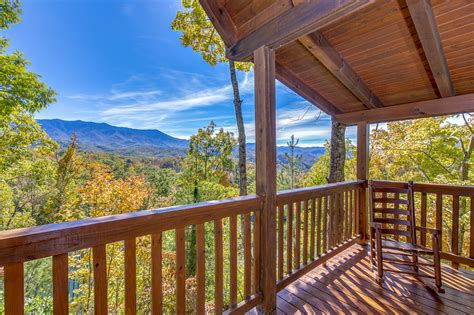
[38,119,325,167]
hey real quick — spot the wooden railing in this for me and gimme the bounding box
[275,180,364,290]
[372,180,474,268]
[0,195,263,314]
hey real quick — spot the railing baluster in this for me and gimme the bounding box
[278,205,284,280]
[310,198,316,260]
[243,213,251,297]
[229,216,238,306]
[323,196,328,251]
[214,219,223,314]
[317,197,322,256]
[151,233,162,315]
[53,253,68,315]
[329,194,334,248]
[253,211,261,293]
[452,195,460,269]
[287,203,293,274]
[348,190,353,238]
[420,192,427,246]
[176,228,186,314]
[344,191,349,241]
[295,201,301,269]
[470,197,474,260]
[125,238,136,315]
[196,224,206,313]
[436,193,443,250]
[393,192,400,241]
[4,262,24,315]
[303,200,309,264]
[93,245,108,315]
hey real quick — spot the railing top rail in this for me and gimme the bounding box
[370,180,474,196]
[0,195,263,266]
[276,180,365,204]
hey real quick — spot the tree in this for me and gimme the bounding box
[172,0,251,196]
[278,135,303,190]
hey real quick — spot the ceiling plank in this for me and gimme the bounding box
[199,0,238,47]
[406,0,455,97]
[335,94,474,125]
[226,0,376,61]
[299,31,383,109]
[276,63,342,116]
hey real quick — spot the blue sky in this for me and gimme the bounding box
[4,0,356,146]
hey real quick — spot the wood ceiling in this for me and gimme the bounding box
[200,0,474,124]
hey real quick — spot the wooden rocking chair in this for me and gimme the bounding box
[368,180,444,293]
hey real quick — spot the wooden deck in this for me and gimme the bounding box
[250,244,474,314]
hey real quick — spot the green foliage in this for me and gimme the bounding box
[0,0,21,29]
[171,0,250,71]
[278,135,303,190]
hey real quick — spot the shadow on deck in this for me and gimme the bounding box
[251,244,474,314]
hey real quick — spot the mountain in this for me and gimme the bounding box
[38,119,189,157]
[38,119,325,167]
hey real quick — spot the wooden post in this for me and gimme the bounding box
[357,121,369,243]
[254,45,277,313]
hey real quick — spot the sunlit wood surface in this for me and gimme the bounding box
[249,244,474,314]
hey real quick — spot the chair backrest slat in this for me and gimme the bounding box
[369,181,416,244]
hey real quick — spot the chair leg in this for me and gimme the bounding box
[433,233,444,293]
[375,229,383,283]
[412,253,419,272]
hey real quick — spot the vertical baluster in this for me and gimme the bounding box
[436,193,443,250]
[344,191,349,241]
[295,201,301,269]
[196,224,205,313]
[303,200,309,264]
[4,262,24,315]
[317,197,322,255]
[323,196,328,251]
[93,245,107,315]
[420,193,427,246]
[53,253,68,315]
[381,192,387,230]
[214,219,223,313]
[348,190,353,237]
[278,205,284,280]
[229,216,238,306]
[125,238,136,315]
[470,197,474,260]
[394,192,400,241]
[253,211,261,293]
[287,203,293,274]
[244,213,251,297]
[452,195,460,269]
[310,198,316,260]
[151,233,162,315]
[176,228,186,315]
[329,195,334,248]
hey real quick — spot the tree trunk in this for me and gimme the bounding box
[229,60,247,196]
[328,120,346,183]
[328,119,346,245]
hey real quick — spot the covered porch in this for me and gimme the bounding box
[1,0,474,314]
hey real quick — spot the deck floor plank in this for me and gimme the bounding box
[248,244,473,314]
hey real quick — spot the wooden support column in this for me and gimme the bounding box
[254,45,277,313]
[357,121,369,244]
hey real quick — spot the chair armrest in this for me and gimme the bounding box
[371,222,382,229]
[415,226,441,236]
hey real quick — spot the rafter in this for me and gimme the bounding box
[199,0,238,47]
[299,31,383,109]
[276,63,341,116]
[226,0,376,61]
[335,94,474,125]
[406,0,455,97]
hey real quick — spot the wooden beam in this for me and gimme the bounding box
[254,46,277,313]
[299,31,383,109]
[227,0,376,61]
[276,62,342,115]
[406,0,455,97]
[199,0,237,47]
[357,122,369,244]
[335,93,474,125]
